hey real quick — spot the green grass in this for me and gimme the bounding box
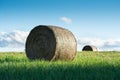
[0,51,120,80]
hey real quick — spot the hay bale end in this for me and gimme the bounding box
[82,45,98,51]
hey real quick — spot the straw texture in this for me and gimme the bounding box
[25,25,77,61]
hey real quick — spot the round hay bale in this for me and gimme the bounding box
[25,25,77,61]
[82,45,98,51]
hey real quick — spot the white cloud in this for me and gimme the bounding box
[0,31,120,52]
[10,30,29,43]
[77,38,120,51]
[0,30,29,52]
[60,17,72,24]
[78,38,105,47]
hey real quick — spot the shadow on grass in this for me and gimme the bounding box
[0,64,120,80]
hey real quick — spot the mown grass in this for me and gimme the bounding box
[0,51,120,80]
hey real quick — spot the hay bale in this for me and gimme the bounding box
[25,25,77,61]
[82,45,98,51]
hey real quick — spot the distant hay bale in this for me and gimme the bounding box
[82,45,98,51]
[25,25,77,61]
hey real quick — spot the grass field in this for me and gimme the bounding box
[0,51,120,80]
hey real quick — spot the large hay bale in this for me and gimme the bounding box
[82,45,98,51]
[25,25,77,61]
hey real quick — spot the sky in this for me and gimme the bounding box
[0,0,120,51]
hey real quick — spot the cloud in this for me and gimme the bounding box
[77,38,120,51]
[0,30,120,51]
[0,30,29,52]
[60,17,72,24]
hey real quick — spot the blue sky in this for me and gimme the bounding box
[0,0,120,51]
